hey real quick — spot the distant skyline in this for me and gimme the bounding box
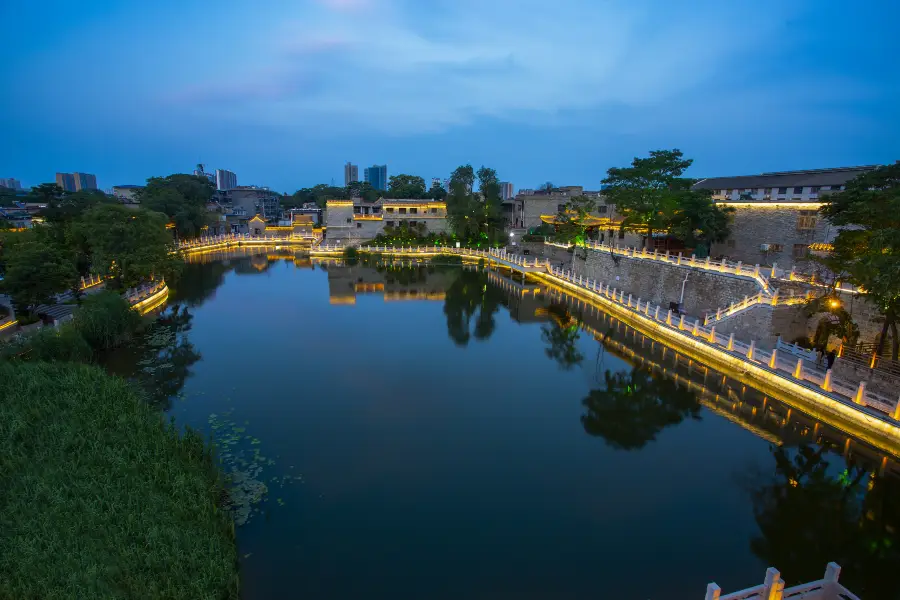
[1,0,898,192]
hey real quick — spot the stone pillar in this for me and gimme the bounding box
[709,326,716,344]
[727,334,734,351]
[627,294,632,307]
[692,319,700,336]
[769,348,778,369]
[822,369,833,392]
[704,583,721,600]
[654,306,660,320]
[747,340,755,360]
[763,567,784,600]
[678,314,685,330]
[793,358,803,379]
[666,310,673,326]
[854,381,866,405]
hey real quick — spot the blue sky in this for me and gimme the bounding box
[1,0,898,192]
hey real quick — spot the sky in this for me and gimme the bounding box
[1,0,898,192]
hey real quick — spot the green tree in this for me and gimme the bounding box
[442,268,505,345]
[581,366,701,450]
[40,189,116,226]
[347,181,380,202]
[75,204,178,289]
[26,183,67,205]
[819,162,900,359]
[445,165,505,245]
[667,190,735,258]
[0,233,78,316]
[428,181,447,201]
[602,149,694,249]
[136,174,215,238]
[387,174,427,199]
[0,187,19,207]
[554,195,598,258]
[73,290,142,350]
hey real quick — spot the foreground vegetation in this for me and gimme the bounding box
[0,361,238,599]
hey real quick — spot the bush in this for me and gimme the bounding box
[74,291,142,351]
[1,323,92,363]
[342,247,359,260]
[0,361,238,599]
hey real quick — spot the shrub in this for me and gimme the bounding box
[74,291,142,351]
[1,323,92,363]
[342,247,359,260]
[0,362,238,599]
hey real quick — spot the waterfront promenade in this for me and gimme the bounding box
[174,235,900,456]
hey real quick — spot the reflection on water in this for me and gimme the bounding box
[129,250,899,599]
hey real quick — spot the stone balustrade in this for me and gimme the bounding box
[705,563,859,600]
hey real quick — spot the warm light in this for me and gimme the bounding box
[829,299,840,309]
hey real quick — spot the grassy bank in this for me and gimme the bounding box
[0,362,238,599]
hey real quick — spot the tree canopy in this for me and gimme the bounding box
[602,149,694,248]
[553,195,598,257]
[668,190,734,258]
[445,164,505,245]
[819,162,900,358]
[75,204,179,289]
[0,229,78,315]
[387,174,427,199]
[136,174,215,238]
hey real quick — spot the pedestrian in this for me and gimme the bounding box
[826,349,837,370]
[815,347,824,367]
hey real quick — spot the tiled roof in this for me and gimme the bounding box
[692,166,877,190]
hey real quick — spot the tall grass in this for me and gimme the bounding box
[74,290,142,350]
[0,362,239,599]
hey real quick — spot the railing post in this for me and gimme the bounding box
[654,306,660,320]
[677,252,683,265]
[822,369,833,392]
[678,314,685,330]
[771,291,779,306]
[747,340,756,360]
[854,381,866,405]
[823,563,841,583]
[690,254,696,266]
[736,260,742,274]
[708,326,716,343]
[727,334,734,351]
[763,567,783,600]
[666,310,673,326]
[768,348,778,369]
[704,583,721,600]
[644,302,650,316]
[754,264,760,277]
[793,358,803,379]
[627,294,632,307]
[893,399,900,421]
[705,256,711,268]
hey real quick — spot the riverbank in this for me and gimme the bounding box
[0,361,239,599]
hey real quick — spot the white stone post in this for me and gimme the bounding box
[644,302,650,316]
[823,369,833,392]
[727,334,734,351]
[690,254,696,266]
[666,310,673,326]
[854,381,866,405]
[654,306,660,320]
[627,294,632,307]
[692,319,700,336]
[709,326,716,344]
[747,340,755,360]
[763,567,783,600]
[736,260,742,274]
[769,348,778,369]
[793,359,803,379]
[704,583,721,600]
[677,252,683,265]
[678,314,685,330]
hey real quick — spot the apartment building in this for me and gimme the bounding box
[325,197,449,242]
[692,166,876,265]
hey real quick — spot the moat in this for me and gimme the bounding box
[111,248,899,599]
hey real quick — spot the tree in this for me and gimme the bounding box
[539,182,555,194]
[540,304,584,369]
[346,181,380,203]
[136,174,215,238]
[581,366,701,450]
[27,183,67,205]
[75,204,179,289]
[442,268,505,345]
[819,162,900,359]
[1,233,78,316]
[667,190,735,258]
[40,189,116,226]
[0,186,19,207]
[602,149,694,249]
[445,165,506,245]
[553,195,598,259]
[428,182,447,201]
[387,174,427,199]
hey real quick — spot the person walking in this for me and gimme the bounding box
[826,349,837,370]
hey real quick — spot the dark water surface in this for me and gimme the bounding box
[112,250,900,600]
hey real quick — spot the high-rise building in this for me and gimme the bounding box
[500,182,514,201]
[364,165,388,191]
[344,162,359,186]
[216,169,238,191]
[431,177,443,190]
[56,173,76,192]
[73,172,98,191]
[0,178,21,190]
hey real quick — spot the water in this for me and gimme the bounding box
[111,249,900,599]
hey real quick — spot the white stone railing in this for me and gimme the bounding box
[178,233,320,252]
[545,264,900,419]
[705,563,859,600]
[123,279,167,308]
[544,240,775,294]
[703,289,809,326]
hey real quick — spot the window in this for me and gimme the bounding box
[764,188,772,194]
[726,239,736,248]
[385,221,394,228]
[356,222,362,229]
[831,185,842,191]
[399,208,407,214]
[430,208,437,214]
[793,244,809,258]
[769,243,784,253]
[618,229,625,240]
[725,189,733,196]
[777,187,787,194]
[797,210,817,230]
[386,207,394,213]
[346,218,351,223]
[598,205,608,213]
[409,207,418,214]
[810,186,820,194]
[744,189,753,194]
[793,186,804,194]
[363,207,370,214]
[353,206,361,214]
[372,207,381,214]
[557,204,566,213]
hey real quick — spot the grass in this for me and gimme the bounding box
[0,362,239,600]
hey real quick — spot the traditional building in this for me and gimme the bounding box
[692,166,876,266]
[325,197,449,243]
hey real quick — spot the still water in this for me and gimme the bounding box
[113,249,900,599]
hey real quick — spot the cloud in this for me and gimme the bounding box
[161,0,816,135]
